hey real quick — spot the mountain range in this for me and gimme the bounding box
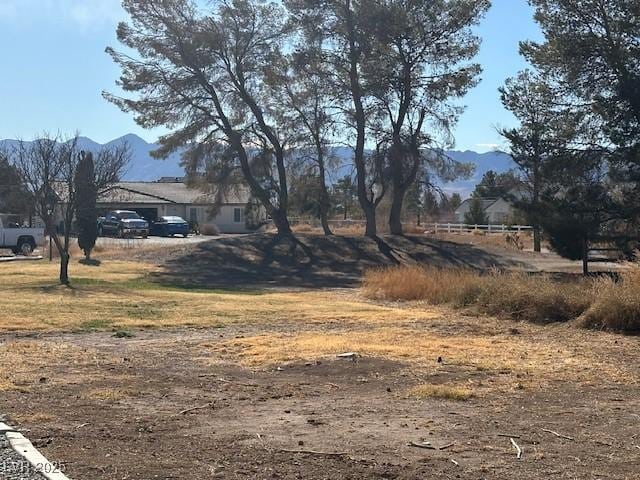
[0,134,516,197]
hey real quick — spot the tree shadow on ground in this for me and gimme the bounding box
[149,233,528,290]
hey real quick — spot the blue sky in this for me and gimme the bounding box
[0,0,541,152]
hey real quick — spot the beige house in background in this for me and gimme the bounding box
[97,180,257,233]
[55,179,260,234]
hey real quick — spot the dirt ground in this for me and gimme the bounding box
[2,311,639,480]
[1,234,638,479]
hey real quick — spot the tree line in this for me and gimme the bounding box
[106,0,490,237]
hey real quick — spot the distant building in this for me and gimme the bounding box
[56,180,263,234]
[454,188,527,225]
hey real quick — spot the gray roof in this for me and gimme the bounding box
[99,182,250,205]
[455,198,498,213]
[55,181,249,205]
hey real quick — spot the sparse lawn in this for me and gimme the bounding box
[0,260,439,332]
[1,255,640,479]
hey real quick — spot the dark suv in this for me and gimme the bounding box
[98,210,149,238]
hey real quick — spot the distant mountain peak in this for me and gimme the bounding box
[0,134,515,196]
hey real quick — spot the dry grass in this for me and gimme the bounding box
[0,260,441,332]
[83,388,141,402]
[364,265,591,324]
[212,323,637,392]
[407,384,474,401]
[362,265,481,303]
[578,265,640,332]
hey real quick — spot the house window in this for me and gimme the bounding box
[233,207,244,223]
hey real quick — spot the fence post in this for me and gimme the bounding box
[447,223,451,233]
[435,223,438,234]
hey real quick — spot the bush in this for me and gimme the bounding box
[363,266,591,324]
[578,266,640,332]
[362,265,482,304]
[200,223,220,236]
[475,273,589,324]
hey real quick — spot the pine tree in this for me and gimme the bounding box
[464,198,488,225]
[75,152,98,261]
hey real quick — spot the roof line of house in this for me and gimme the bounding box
[104,185,179,205]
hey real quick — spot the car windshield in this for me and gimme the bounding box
[118,212,141,220]
[162,216,187,223]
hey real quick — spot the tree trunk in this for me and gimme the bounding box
[389,186,405,235]
[271,209,292,237]
[317,153,333,236]
[582,236,589,276]
[362,203,377,237]
[320,208,332,236]
[60,252,70,285]
[533,226,541,253]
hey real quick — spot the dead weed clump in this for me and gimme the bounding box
[362,265,481,304]
[363,266,590,325]
[578,265,640,333]
[476,274,589,324]
[407,384,474,401]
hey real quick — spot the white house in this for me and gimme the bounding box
[455,197,518,225]
[56,180,264,234]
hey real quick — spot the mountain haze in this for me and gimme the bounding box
[0,135,515,197]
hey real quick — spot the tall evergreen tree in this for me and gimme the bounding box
[365,0,489,235]
[464,197,489,225]
[75,151,98,261]
[498,70,581,252]
[522,0,640,212]
[107,0,295,236]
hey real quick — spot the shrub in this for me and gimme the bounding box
[200,223,220,236]
[362,265,482,304]
[363,266,591,324]
[578,266,640,332]
[476,273,590,324]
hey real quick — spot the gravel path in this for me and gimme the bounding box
[0,435,45,480]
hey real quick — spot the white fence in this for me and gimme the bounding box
[426,223,533,234]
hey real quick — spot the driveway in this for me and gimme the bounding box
[96,234,216,248]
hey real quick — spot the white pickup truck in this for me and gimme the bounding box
[0,214,44,255]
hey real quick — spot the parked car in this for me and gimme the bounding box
[98,210,149,238]
[0,214,44,255]
[150,216,190,237]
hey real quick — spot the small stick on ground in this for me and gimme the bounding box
[179,402,214,415]
[408,441,435,450]
[279,448,348,457]
[439,443,455,450]
[450,459,459,467]
[542,428,574,441]
[214,378,258,387]
[497,433,521,438]
[510,437,522,459]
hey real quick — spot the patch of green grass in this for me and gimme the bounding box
[68,276,265,295]
[124,305,163,319]
[78,319,113,331]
